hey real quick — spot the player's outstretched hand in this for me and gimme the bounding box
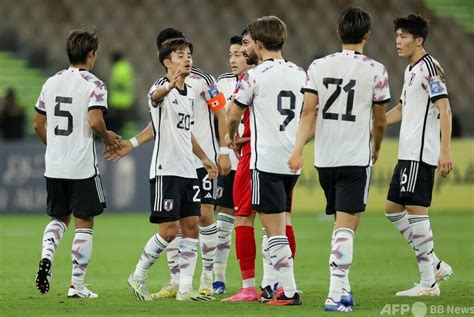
[104,130,122,152]
[202,158,219,180]
[169,70,181,90]
[438,151,453,177]
[104,139,133,163]
[288,152,303,174]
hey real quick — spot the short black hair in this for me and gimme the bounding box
[230,35,242,45]
[337,7,371,44]
[159,37,193,68]
[393,14,429,44]
[156,27,186,50]
[66,29,99,64]
[241,26,249,37]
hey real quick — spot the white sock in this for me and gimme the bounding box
[408,215,435,287]
[133,233,168,281]
[330,229,351,293]
[214,213,234,283]
[199,223,218,279]
[387,211,441,271]
[71,229,93,289]
[166,232,182,286]
[41,219,67,261]
[179,237,199,293]
[268,235,296,298]
[328,228,354,303]
[261,229,276,289]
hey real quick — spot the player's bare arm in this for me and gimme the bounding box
[214,107,231,176]
[435,97,453,177]
[371,103,388,164]
[151,69,181,103]
[226,101,246,148]
[104,121,154,163]
[288,92,318,173]
[33,112,47,144]
[191,133,218,180]
[88,108,121,151]
[385,103,402,125]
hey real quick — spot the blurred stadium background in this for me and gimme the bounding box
[0,0,472,214]
[0,1,473,316]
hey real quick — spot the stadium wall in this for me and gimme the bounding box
[0,140,472,214]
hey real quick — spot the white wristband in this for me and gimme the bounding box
[129,137,139,148]
[220,147,231,155]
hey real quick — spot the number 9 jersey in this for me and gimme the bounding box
[34,67,108,179]
[234,59,306,175]
[148,77,197,180]
[303,50,391,168]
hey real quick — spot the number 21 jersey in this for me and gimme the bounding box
[303,50,390,168]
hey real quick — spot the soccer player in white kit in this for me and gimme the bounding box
[34,29,121,298]
[227,16,306,306]
[212,35,248,294]
[385,14,454,297]
[119,37,218,301]
[148,28,230,298]
[289,7,389,312]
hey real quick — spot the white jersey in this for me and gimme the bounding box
[235,59,306,175]
[303,50,391,168]
[217,72,241,170]
[398,54,448,166]
[34,67,108,179]
[186,67,226,168]
[148,77,197,179]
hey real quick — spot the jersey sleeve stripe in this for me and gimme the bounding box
[422,56,437,77]
[217,72,235,82]
[234,99,249,108]
[373,98,391,105]
[191,67,215,85]
[35,107,46,115]
[301,87,318,95]
[430,94,449,103]
[88,105,108,112]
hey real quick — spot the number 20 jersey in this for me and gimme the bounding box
[303,50,391,168]
[148,77,197,180]
[34,67,108,179]
[234,59,306,175]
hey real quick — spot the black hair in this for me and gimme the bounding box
[393,14,429,44]
[230,35,242,45]
[241,26,249,37]
[337,7,371,44]
[158,38,193,68]
[66,29,99,64]
[156,27,186,50]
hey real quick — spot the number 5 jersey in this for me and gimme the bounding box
[34,67,108,179]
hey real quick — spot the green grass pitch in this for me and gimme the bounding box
[0,212,472,316]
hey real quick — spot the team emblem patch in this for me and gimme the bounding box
[428,78,445,94]
[163,199,174,211]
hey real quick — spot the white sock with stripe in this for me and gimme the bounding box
[166,232,182,286]
[133,233,169,281]
[261,228,276,289]
[328,228,354,303]
[408,215,435,287]
[199,223,218,280]
[214,213,235,283]
[268,235,296,298]
[41,219,67,261]
[179,237,199,293]
[71,228,93,289]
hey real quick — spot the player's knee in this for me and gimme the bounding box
[159,223,180,242]
[74,216,93,229]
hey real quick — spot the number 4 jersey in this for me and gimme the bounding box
[234,59,306,175]
[303,50,391,168]
[148,77,197,180]
[34,67,108,179]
